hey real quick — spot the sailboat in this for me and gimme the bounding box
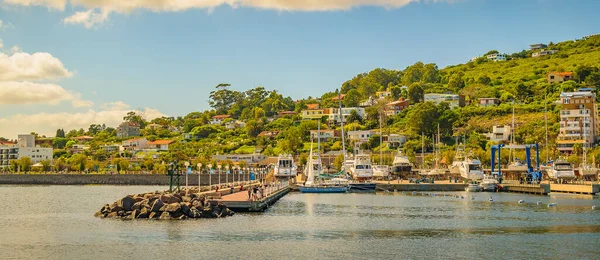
[421,125,445,176]
[578,112,598,178]
[507,102,527,171]
[372,111,390,180]
[298,139,348,193]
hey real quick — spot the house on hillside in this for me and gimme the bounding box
[122,138,148,151]
[116,122,140,138]
[530,43,547,50]
[305,103,320,110]
[478,98,500,107]
[301,109,325,120]
[532,49,558,57]
[384,98,410,116]
[225,120,246,130]
[486,53,507,61]
[424,93,465,108]
[547,72,574,84]
[383,134,408,148]
[359,96,377,107]
[147,140,174,151]
[331,94,346,101]
[484,125,512,142]
[309,129,338,142]
[210,115,231,125]
[376,91,391,99]
[326,107,366,125]
[278,111,297,117]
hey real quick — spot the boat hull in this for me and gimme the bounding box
[298,186,348,193]
[348,183,376,192]
[392,165,412,173]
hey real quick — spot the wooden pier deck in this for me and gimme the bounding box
[213,182,291,212]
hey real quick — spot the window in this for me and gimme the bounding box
[550,76,555,79]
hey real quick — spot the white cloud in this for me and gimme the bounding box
[0,81,93,107]
[0,20,15,30]
[63,8,110,28]
[100,101,130,111]
[9,45,22,54]
[0,51,73,81]
[5,0,451,28]
[0,107,166,137]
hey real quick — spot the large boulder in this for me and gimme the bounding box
[180,203,190,216]
[167,196,182,204]
[137,208,149,219]
[165,203,181,213]
[132,202,142,211]
[133,196,145,202]
[148,212,160,219]
[151,199,164,212]
[118,196,136,211]
[159,194,171,202]
[159,212,171,220]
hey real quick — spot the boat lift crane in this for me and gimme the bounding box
[491,143,543,183]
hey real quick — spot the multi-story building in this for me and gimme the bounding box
[0,134,53,169]
[424,93,465,108]
[486,53,507,61]
[484,125,512,142]
[116,122,141,138]
[384,98,410,116]
[530,43,547,50]
[301,109,325,120]
[309,130,338,142]
[146,140,174,151]
[122,138,148,151]
[557,91,599,153]
[326,107,366,125]
[210,115,231,125]
[532,49,558,57]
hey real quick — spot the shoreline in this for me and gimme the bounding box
[0,174,251,186]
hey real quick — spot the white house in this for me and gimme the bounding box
[485,125,512,142]
[327,107,366,125]
[310,130,337,142]
[211,115,231,125]
[122,138,148,151]
[486,53,507,61]
[0,134,53,168]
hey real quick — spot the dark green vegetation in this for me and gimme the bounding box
[7,35,600,173]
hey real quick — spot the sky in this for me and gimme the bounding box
[0,0,599,138]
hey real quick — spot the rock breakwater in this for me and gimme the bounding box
[95,188,235,220]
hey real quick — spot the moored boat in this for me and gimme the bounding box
[373,165,390,180]
[479,175,499,192]
[274,154,297,178]
[547,159,576,180]
[392,151,412,174]
[465,183,481,192]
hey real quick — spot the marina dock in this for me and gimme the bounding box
[500,182,550,195]
[212,182,291,212]
[375,181,467,191]
[550,183,599,195]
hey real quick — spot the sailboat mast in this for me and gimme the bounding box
[545,94,549,163]
[511,102,515,162]
[379,111,383,165]
[437,124,440,168]
[338,90,346,166]
[583,111,587,164]
[421,133,424,169]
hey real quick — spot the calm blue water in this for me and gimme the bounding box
[0,185,598,259]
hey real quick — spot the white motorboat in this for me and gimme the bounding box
[450,147,484,180]
[479,175,499,192]
[507,160,528,171]
[273,154,297,178]
[349,154,374,180]
[373,165,391,179]
[392,151,413,173]
[546,159,575,179]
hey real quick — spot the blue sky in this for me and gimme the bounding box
[0,0,599,137]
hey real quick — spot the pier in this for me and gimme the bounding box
[375,180,467,191]
[212,181,291,212]
[500,181,550,195]
[550,183,599,195]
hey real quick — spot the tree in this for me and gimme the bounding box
[69,154,87,172]
[53,138,68,149]
[346,109,363,124]
[40,160,52,172]
[484,50,499,56]
[405,102,439,136]
[477,75,491,85]
[448,73,465,90]
[280,126,303,154]
[16,157,32,173]
[88,124,102,135]
[367,134,381,150]
[209,83,241,115]
[390,85,402,99]
[574,65,598,82]
[585,71,600,87]
[55,129,65,138]
[123,111,146,128]
[245,120,264,138]
[343,89,361,107]
[408,83,424,104]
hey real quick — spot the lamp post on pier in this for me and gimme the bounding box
[184,161,190,189]
[225,165,229,186]
[197,163,202,189]
[217,164,222,187]
[207,164,213,190]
